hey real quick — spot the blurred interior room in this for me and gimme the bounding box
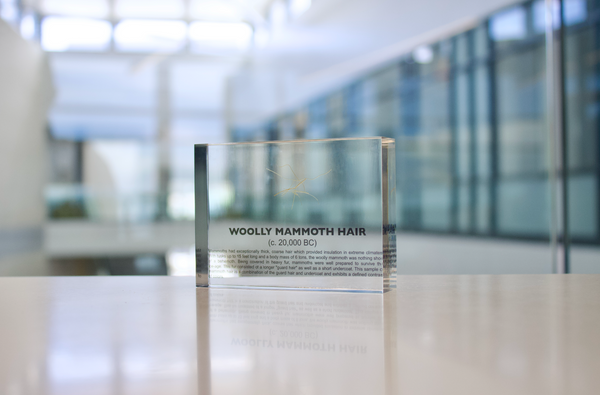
[0,0,599,276]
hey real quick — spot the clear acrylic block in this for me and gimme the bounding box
[195,137,396,292]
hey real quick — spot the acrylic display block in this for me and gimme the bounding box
[195,137,396,293]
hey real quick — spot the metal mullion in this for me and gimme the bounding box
[545,0,563,272]
[398,60,422,229]
[486,20,499,236]
[467,30,478,233]
[449,37,459,232]
[559,0,571,271]
[156,60,171,221]
[594,4,600,245]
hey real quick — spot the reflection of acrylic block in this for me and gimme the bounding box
[195,137,396,293]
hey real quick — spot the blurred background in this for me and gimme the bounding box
[0,0,597,276]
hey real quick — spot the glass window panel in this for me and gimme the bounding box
[397,60,423,229]
[398,150,423,229]
[375,66,399,93]
[474,61,491,234]
[533,0,587,33]
[327,92,345,137]
[292,110,309,139]
[563,0,588,25]
[455,34,469,65]
[215,0,566,273]
[456,71,470,180]
[490,6,526,41]
[247,125,268,141]
[562,15,600,274]
[41,17,112,52]
[422,182,451,230]
[476,181,490,233]
[361,76,378,136]
[568,174,597,239]
[277,116,295,140]
[570,247,600,273]
[437,40,453,70]
[116,0,185,19]
[49,113,156,140]
[458,182,470,231]
[305,100,328,139]
[114,19,187,52]
[232,126,263,142]
[565,0,599,272]
[420,69,451,182]
[400,54,452,231]
[475,65,490,179]
[375,68,399,137]
[532,0,560,33]
[376,98,398,138]
[474,24,489,58]
[343,82,364,136]
[564,28,597,170]
[50,55,156,108]
[496,46,547,177]
[498,178,549,236]
[41,0,108,18]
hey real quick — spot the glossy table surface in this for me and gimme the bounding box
[0,275,599,395]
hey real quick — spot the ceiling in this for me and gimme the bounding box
[22,0,522,78]
[228,0,521,120]
[20,0,523,121]
[26,0,274,22]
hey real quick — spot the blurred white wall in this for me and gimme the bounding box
[0,20,54,275]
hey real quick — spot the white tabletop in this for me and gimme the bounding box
[0,275,599,395]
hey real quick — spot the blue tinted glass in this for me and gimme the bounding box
[490,6,526,41]
[422,182,451,230]
[568,175,597,239]
[498,178,549,235]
